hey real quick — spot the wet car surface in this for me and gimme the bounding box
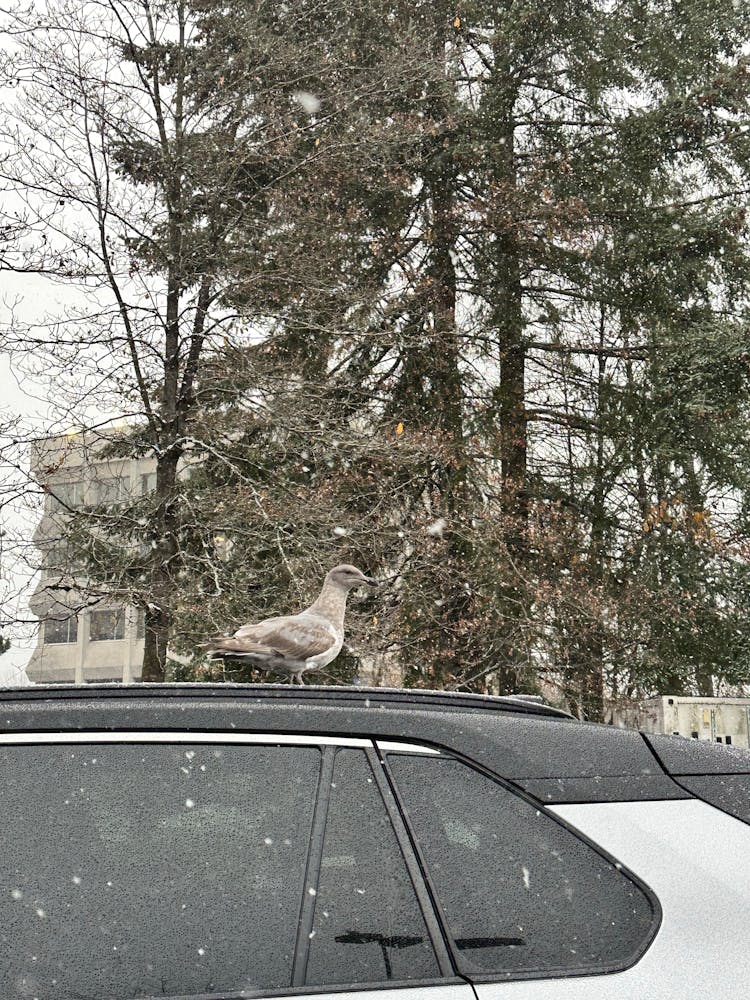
[0,684,748,999]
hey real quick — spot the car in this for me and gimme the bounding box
[0,683,749,999]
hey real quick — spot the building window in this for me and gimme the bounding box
[89,607,126,642]
[140,472,157,495]
[47,479,84,513]
[92,474,129,506]
[136,610,146,640]
[40,543,64,579]
[40,540,84,579]
[44,617,78,644]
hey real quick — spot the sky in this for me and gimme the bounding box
[0,271,75,667]
[0,271,75,420]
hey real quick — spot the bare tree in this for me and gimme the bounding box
[0,0,439,681]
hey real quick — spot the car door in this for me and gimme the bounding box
[0,730,475,1000]
[377,740,750,999]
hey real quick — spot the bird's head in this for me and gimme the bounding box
[327,564,379,590]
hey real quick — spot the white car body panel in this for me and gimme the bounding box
[266,985,474,1000]
[472,799,750,1000]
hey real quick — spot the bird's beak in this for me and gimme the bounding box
[362,576,379,587]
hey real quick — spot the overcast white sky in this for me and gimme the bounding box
[0,270,79,418]
[0,270,81,668]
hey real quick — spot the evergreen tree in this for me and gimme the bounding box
[5,0,750,709]
[173,0,750,707]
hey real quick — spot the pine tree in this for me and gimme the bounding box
[6,0,750,707]
[172,0,750,706]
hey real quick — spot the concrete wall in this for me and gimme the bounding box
[27,430,156,684]
[27,607,146,684]
[613,696,750,747]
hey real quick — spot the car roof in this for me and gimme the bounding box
[2,683,746,803]
[0,683,683,805]
[0,682,573,718]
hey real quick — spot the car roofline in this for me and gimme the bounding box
[0,682,574,720]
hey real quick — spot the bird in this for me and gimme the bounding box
[200,564,378,683]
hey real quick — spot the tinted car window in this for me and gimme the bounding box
[679,773,750,825]
[388,754,656,979]
[305,748,440,986]
[0,743,320,999]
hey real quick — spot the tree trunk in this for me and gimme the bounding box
[142,604,171,683]
[140,9,186,682]
[141,445,181,682]
[422,10,472,687]
[486,54,526,694]
[581,306,609,722]
[578,629,606,720]
[488,55,527,553]
[430,158,464,497]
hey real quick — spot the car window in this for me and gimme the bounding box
[0,742,320,1000]
[387,754,656,979]
[305,748,440,987]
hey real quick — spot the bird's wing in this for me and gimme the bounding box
[234,612,337,660]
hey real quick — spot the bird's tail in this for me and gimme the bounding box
[199,637,275,660]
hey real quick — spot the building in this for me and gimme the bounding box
[27,430,156,684]
[613,695,750,748]
[25,430,400,688]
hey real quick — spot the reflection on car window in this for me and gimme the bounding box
[0,743,320,999]
[388,754,656,979]
[305,748,439,986]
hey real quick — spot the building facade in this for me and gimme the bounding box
[27,430,156,684]
[612,695,750,748]
[26,431,403,687]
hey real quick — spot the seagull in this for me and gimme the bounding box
[201,564,378,683]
